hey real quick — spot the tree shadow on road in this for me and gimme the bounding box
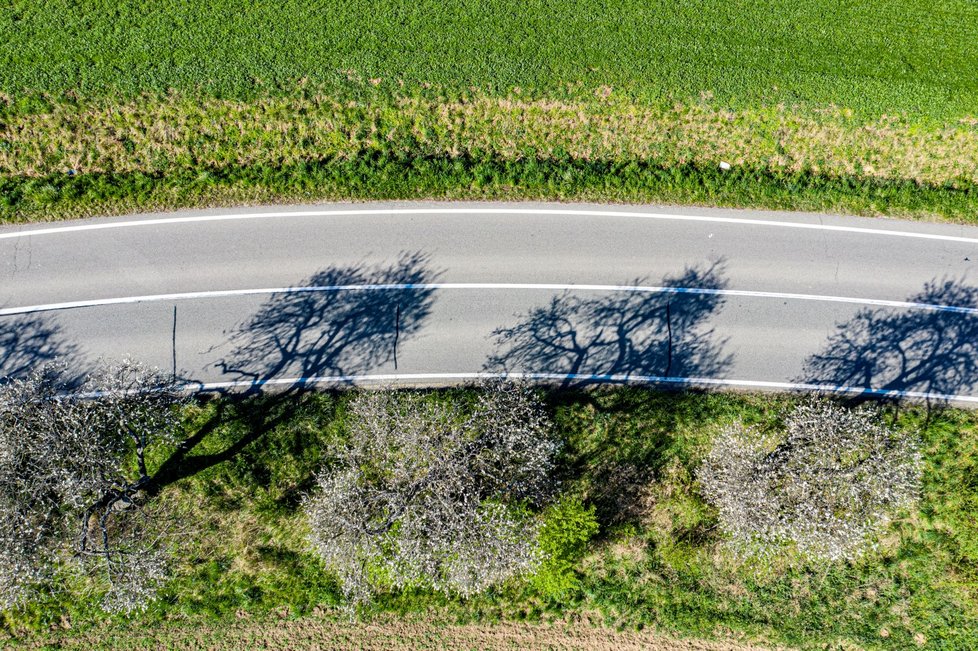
[215,251,438,389]
[149,253,439,496]
[798,278,978,406]
[485,262,732,389]
[0,314,84,383]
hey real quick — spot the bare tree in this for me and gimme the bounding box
[304,383,559,606]
[696,398,922,562]
[0,360,184,613]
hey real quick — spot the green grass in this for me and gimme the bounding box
[4,389,978,650]
[4,155,975,224]
[1,90,975,224]
[2,1,977,221]
[3,0,978,120]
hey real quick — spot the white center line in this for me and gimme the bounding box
[2,283,977,316]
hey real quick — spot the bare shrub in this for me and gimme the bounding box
[304,383,559,606]
[696,398,922,562]
[0,360,184,613]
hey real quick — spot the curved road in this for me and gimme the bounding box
[2,202,978,402]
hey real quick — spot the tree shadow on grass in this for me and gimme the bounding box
[798,278,978,408]
[148,391,342,510]
[485,262,732,389]
[148,253,438,497]
[547,386,732,534]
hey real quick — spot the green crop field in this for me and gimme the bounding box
[1,0,977,222]
[3,0,978,119]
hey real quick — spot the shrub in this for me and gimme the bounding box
[531,496,599,599]
[696,398,922,562]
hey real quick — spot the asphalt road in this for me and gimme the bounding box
[2,201,978,402]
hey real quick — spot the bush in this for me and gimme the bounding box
[696,398,922,562]
[531,496,599,599]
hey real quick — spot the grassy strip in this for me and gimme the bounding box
[2,90,976,223]
[3,389,977,650]
[2,1,977,120]
[5,92,977,184]
[3,154,975,225]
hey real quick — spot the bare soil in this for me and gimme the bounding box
[21,614,790,651]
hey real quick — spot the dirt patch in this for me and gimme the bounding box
[21,615,790,651]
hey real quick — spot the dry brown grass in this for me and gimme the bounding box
[2,92,976,187]
[20,613,793,651]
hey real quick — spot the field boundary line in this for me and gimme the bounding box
[186,372,978,404]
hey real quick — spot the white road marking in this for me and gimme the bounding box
[2,207,978,244]
[2,283,978,316]
[183,372,978,404]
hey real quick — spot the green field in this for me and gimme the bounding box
[4,389,978,650]
[4,0,978,119]
[1,0,976,222]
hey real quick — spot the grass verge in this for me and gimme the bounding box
[2,388,976,650]
[5,155,975,225]
[17,613,786,651]
[2,89,976,223]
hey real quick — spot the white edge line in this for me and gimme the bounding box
[182,372,978,404]
[3,283,978,317]
[74,372,978,404]
[3,208,978,244]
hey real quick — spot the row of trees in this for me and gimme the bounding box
[0,362,924,614]
[0,368,568,612]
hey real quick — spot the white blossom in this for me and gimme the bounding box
[696,398,922,562]
[0,360,183,612]
[304,383,559,606]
